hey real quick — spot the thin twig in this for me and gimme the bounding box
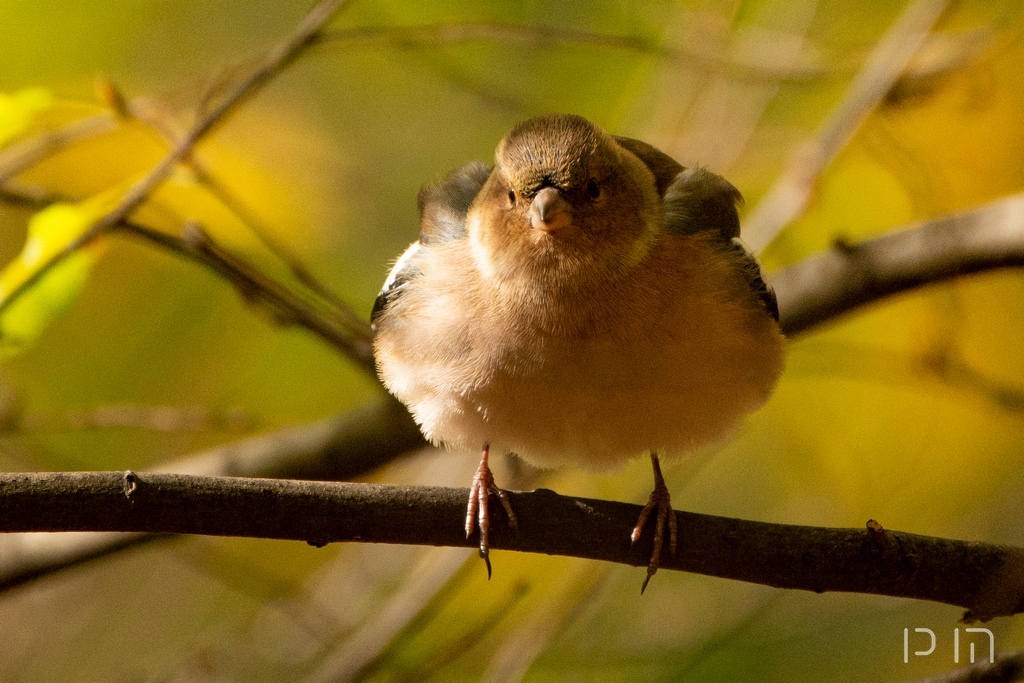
[192,169,368,334]
[2,471,1023,620]
[0,113,118,185]
[0,178,377,372]
[742,0,952,252]
[178,221,375,372]
[314,21,833,83]
[120,84,369,340]
[119,220,375,362]
[0,0,348,318]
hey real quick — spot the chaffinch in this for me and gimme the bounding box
[372,114,785,590]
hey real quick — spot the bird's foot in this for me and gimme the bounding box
[465,444,518,578]
[631,453,678,594]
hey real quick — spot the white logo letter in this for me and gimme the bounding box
[904,628,935,663]
[966,628,995,664]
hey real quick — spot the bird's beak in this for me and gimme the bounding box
[529,187,573,233]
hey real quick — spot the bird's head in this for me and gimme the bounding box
[467,114,663,290]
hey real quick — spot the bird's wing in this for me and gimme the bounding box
[660,165,779,322]
[371,160,491,327]
[371,241,419,328]
[616,136,742,238]
[613,136,683,197]
[417,160,492,245]
[726,237,779,322]
[661,167,742,240]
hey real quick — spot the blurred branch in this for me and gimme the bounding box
[70,217,374,373]
[743,0,952,252]
[772,191,1024,335]
[318,21,660,52]
[0,0,349,330]
[11,404,260,433]
[923,348,1024,413]
[3,471,1024,620]
[179,222,374,372]
[118,94,372,348]
[314,21,830,83]
[0,181,62,208]
[903,651,1024,683]
[0,114,118,185]
[318,19,986,86]
[782,341,1024,414]
[305,549,476,683]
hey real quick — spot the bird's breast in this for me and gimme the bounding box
[374,235,785,470]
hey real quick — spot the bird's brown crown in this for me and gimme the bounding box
[496,114,614,196]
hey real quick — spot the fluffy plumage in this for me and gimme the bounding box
[372,114,785,586]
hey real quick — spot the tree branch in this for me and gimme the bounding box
[313,21,830,83]
[0,113,118,185]
[742,0,952,252]
[771,191,1024,335]
[2,471,1023,620]
[0,0,350,335]
[177,222,375,373]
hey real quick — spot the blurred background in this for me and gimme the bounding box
[1,0,1024,681]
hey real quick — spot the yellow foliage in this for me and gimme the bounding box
[0,87,53,146]
[0,193,118,358]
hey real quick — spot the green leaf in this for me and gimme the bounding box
[0,200,108,360]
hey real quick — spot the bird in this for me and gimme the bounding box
[371,114,785,591]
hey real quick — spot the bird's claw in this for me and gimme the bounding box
[631,454,678,594]
[466,446,517,579]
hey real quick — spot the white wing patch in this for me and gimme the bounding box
[371,241,421,328]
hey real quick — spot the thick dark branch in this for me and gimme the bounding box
[2,471,1023,620]
[772,192,1024,335]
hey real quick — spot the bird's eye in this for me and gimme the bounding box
[507,188,516,203]
[586,178,601,199]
